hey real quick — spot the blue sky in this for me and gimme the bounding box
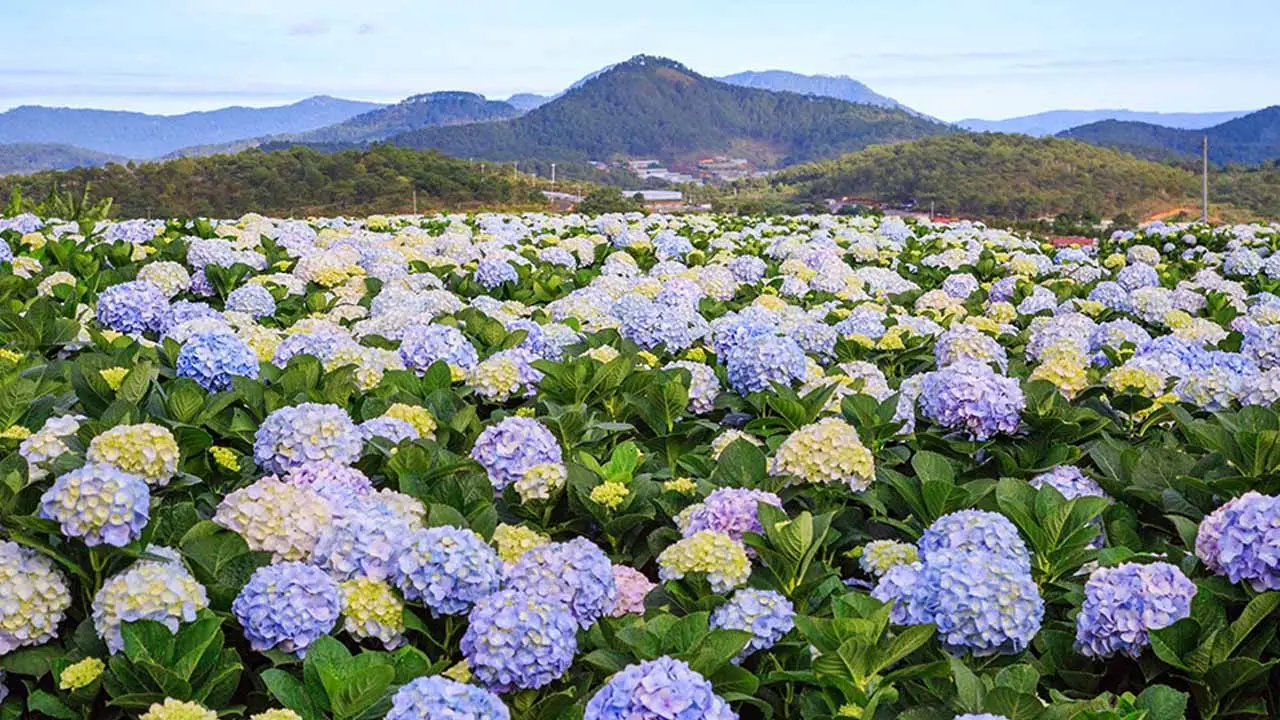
[3,0,1278,121]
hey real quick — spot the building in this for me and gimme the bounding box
[623,190,684,210]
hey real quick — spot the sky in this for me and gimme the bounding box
[3,0,1279,121]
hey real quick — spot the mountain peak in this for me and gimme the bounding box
[615,55,691,72]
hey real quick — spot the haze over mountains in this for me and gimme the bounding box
[959,109,1254,137]
[1058,107,1280,165]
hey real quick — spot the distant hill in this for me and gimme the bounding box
[773,133,1195,218]
[290,92,520,144]
[0,96,384,159]
[0,143,125,176]
[388,55,951,167]
[961,109,1254,137]
[1058,106,1280,165]
[716,70,908,111]
[0,145,546,218]
[506,93,554,112]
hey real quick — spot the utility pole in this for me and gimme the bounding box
[1201,135,1209,223]
[550,163,556,187]
[412,189,418,215]
[513,162,518,182]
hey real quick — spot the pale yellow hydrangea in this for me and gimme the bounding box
[514,462,566,502]
[140,698,217,720]
[467,355,524,402]
[492,523,551,565]
[87,423,180,486]
[58,656,104,690]
[383,403,437,440]
[663,477,698,494]
[710,429,763,459]
[209,447,239,472]
[213,477,333,561]
[657,530,751,593]
[1104,365,1166,397]
[584,345,621,363]
[339,578,405,649]
[250,710,303,720]
[771,417,875,491]
[590,481,630,510]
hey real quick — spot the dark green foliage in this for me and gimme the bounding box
[1060,106,1280,166]
[576,187,643,214]
[0,145,546,218]
[0,144,125,176]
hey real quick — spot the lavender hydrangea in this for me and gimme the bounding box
[675,487,783,544]
[912,549,1043,655]
[358,416,418,444]
[919,510,1031,572]
[39,463,150,547]
[176,330,260,391]
[664,361,722,414]
[281,460,373,508]
[475,258,519,289]
[917,361,1025,440]
[871,561,928,624]
[618,300,710,353]
[96,280,169,334]
[225,284,277,318]
[504,538,617,629]
[232,561,341,656]
[1030,465,1107,500]
[461,590,578,692]
[311,511,412,582]
[724,333,807,395]
[710,588,795,661]
[253,403,362,474]
[1195,492,1280,590]
[386,676,510,720]
[584,656,737,720]
[399,324,479,373]
[470,416,562,491]
[392,526,502,616]
[1075,562,1196,659]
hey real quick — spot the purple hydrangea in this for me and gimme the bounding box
[386,676,510,720]
[359,416,419,444]
[475,259,519,289]
[919,510,1031,572]
[399,324,479,373]
[95,280,169,335]
[272,329,357,366]
[253,403,362,474]
[39,463,150,547]
[232,561,340,656]
[461,589,578,692]
[710,588,795,661]
[724,334,807,395]
[176,330,260,391]
[161,301,222,334]
[1196,492,1280,590]
[281,460,373,508]
[392,526,502,616]
[470,416,562,491]
[675,487,783,544]
[728,256,767,283]
[504,538,617,629]
[1030,465,1107,500]
[584,656,737,720]
[1075,562,1196,659]
[311,511,413,582]
[917,361,1025,440]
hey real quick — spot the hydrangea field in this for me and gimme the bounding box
[0,210,1279,720]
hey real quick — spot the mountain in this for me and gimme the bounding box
[387,55,951,167]
[716,70,907,111]
[960,109,1253,137]
[0,145,545,218]
[1058,106,1280,165]
[773,133,1195,219]
[0,96,384,159]
[506,93,554,112]
[0,143,125,176]
[289,92,520,144]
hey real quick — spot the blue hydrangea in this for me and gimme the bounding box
[392,526,502,616]
[504,538,617,629]
[470,416,562,491]
[1174,351,1257,410]
[387,676,510,720]
[504,318,566,360]
[584,656,737,720]
[787,321,837,359]
[710,588,795,661]
[253,403,362,474]
[176,330,260,391]
[95,280,169,335]
[1030,465,1107,500]
[358,416,418,444]
[1087,281,1131,312]
[311,511,412,582]
[710,308,778,357]
[917,361,1025,440]
[1117,262,1160,290]
[724,333,807,395]
[675,487,783,544]
[272,329,357,366]
[1089,319,1151,354]
[728,256,767,283]
[39,463,150,547]
[461,589,578,692]
[911,549,1043,656]
[161,300,223,335]
[475,258,519,289]
[282,460,373,508]
[987,277,1019,304]
[1075,562,1196,659]
[618,300,710,353]
[871,561,929,625]
[225,284,276,318]
[1240,325,1280,370]
[919,510,1031,572]
[1197,492,1280,590]
[942,273,980,298]
[232,561,340,656]
[934,325,1009,372]
[399,324,479,372]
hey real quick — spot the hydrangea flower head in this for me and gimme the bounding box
[461,589,578,692]
[913,549,1044,655]
[387,675,510,720]
[675,487,783,543]
[611,565,656,616]
[859,540,920,577]
[917,361,1025,440]
[658,531,751,594]
[253,403,362,474]
[176,330,260,391]
[96,280,169,335]
[470,416,562,491]
[0,540,72,653]
[771,417,875,491]
[724,333,807,395]
[710,588,795,661]
[392,526,502,616]
[504,537,617,629]
[1196,492,1280,590]
[311,510,410,581]
[1075,562,1196,658]
[139,698,217,720]
[919,510,1031,572]
[584,656,737,720]
[93,546,208,653]
[232,561,340,656]
[87,422,180,486]
[339,578,405,649]
[39,463,150,547]
[214,477,333,561]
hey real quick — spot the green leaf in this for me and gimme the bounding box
[949,655,984,713]
[1,645,62,677]
[26,690,78,720]
[911,450,954,485]
[683,629,751,677]
[1220,591,1280,662]
[330,664,395,720]
[994,664,1040,695]
[1134,684,1189,720]
[262,668,324,720]
[1149,619,1200,672]
[663,612,710,655]
[874,624,934,674]
[983,687,1042,720]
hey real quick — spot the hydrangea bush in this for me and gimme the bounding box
[0,211,1278,719]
